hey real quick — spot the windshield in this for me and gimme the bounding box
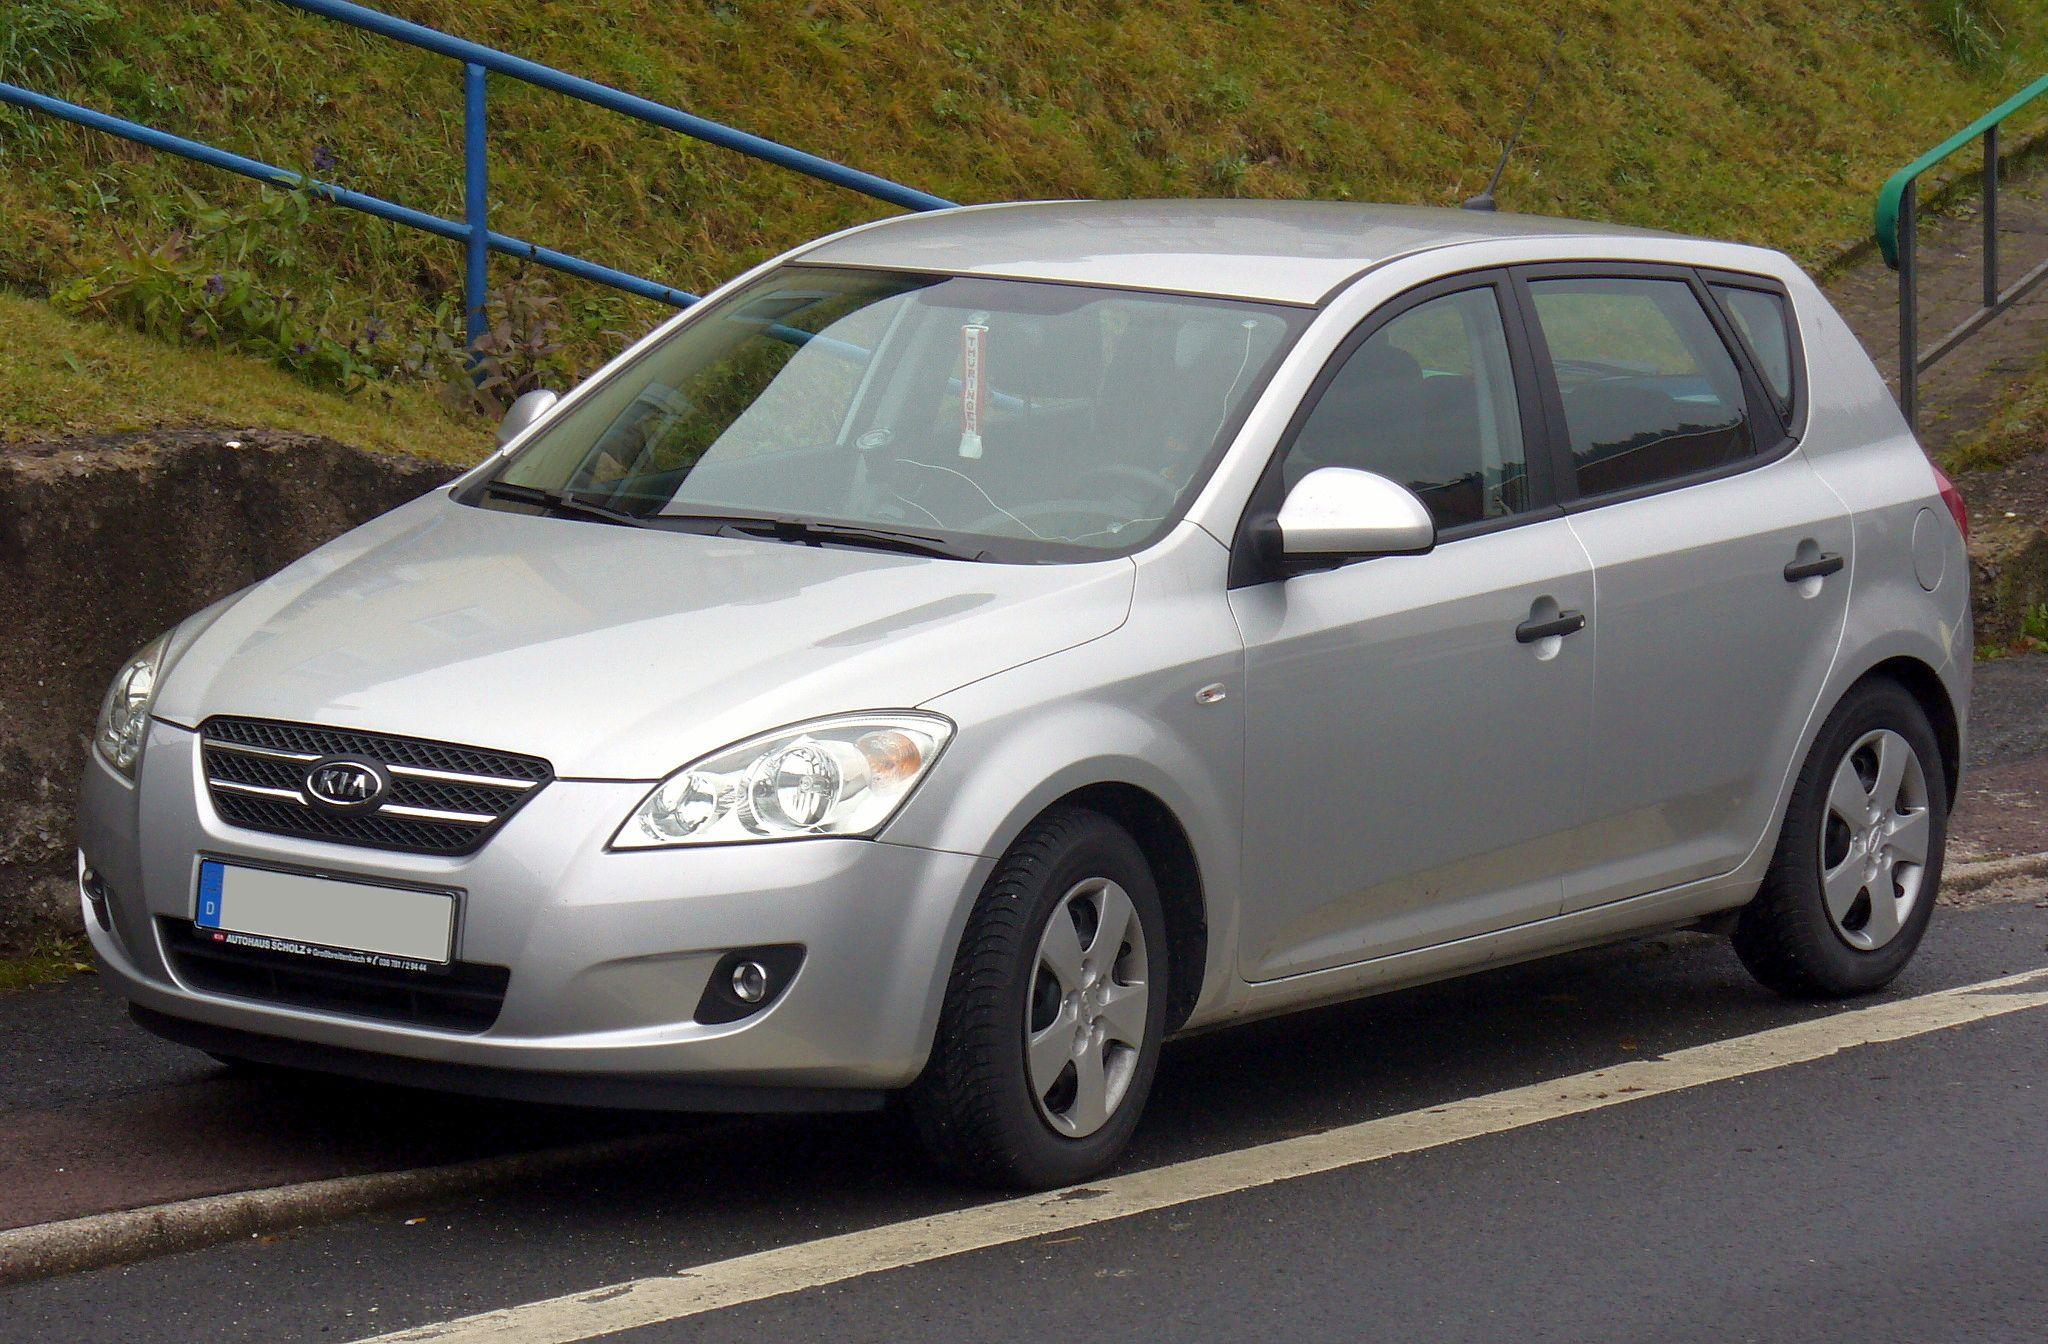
[473,266,1309,561]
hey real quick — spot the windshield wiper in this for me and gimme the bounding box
[660,512,986,561]
[484,486,985,558]
[482,480,654,528]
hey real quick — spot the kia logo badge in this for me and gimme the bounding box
[305,758,388,810]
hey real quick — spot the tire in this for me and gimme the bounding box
[1734,678,1948,998]
[907,805,1169,1189]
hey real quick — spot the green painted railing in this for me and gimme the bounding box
[1875,72,2048,429]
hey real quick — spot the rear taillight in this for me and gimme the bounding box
[1931,464,1969,544]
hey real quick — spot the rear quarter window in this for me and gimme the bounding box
[1711,284,1796,408]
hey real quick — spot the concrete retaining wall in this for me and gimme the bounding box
[0,430,455,948]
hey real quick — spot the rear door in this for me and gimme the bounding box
[1514,265,1851,913]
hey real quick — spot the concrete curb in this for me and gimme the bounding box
[0,1131,690,1288]
[1944,850,2048,895]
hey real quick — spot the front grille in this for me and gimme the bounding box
[160,918,509,1032]
[200,717,553,856]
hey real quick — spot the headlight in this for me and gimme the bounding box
[94,631,170,778]
[612,712,954,848]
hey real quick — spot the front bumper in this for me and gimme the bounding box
[79,720,992,1095]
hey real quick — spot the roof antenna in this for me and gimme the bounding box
[1462,26,1567,212]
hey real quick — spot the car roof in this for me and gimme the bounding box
[798,200,1682,306]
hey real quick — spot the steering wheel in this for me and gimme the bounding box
[1072,463,1179,516]
[962,498,1139,540]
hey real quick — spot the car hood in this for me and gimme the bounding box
[154,490,1134,778]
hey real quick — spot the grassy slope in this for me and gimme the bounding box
[0,291,485,458]
[9,2,2048,302]
[1,0,2046,449]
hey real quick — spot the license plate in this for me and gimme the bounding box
[195,860,455,967]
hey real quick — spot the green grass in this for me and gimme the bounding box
[0,289,487,460]
[2,0,2047,450]
[0,934,94,992]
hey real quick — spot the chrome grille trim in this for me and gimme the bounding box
[199,717,553,856]
[203,739,317,763]
[209,778,305,803]
[204,738,539,790]
[388,763,540,790]
[380,802,501,826]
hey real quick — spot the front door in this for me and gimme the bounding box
[1229,278,1595,982]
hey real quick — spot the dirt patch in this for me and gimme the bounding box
[1968,652,2048,767]
[1950,754,2048,864]
[0,429,456,947]
[1819,156,2048,645]
[1949,652,2048,868]
[1822,157,2048,460]
[1938,868,2048,910]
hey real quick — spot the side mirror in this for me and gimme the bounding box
[497,389,561,449]
[1271,467,1435,570]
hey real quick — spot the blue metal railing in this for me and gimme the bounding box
[0,0,953,355]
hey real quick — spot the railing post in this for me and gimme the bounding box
[1983,123,2000,310]
[1899,179,1919,431]
[463,62,489,366]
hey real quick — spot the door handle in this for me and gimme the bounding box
[1515,610,1587,643]
[1783,552,1845,583]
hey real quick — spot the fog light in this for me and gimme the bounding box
[80,862,112,932]
[694,945,804,1025]
[730,960,770,1003]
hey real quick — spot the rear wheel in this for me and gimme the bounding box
[1735,679,1947,997]
[907,805,1167,1189]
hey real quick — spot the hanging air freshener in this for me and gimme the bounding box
[959,320,989,459]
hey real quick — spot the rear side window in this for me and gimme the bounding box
[1711,284,1795,407]
[1527,277,1753,498]
[1282,286,1530,531]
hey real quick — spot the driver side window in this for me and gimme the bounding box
[1281,286,1530,531]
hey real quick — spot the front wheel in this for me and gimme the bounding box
[1734,678,1948,997]
[907,805,1168,1189]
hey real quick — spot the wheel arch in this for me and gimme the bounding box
[1736,633,1964,896]
[1038,782,1209,1033]
[1855,655,1962,807]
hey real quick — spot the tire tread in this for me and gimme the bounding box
[1734,677,1946,998]
[907,806,1154,1186]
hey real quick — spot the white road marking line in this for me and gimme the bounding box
[362,966,2048,1344]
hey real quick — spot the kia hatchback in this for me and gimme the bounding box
[79,202,1970,1188]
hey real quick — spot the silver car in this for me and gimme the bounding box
[79,202,1972,1188]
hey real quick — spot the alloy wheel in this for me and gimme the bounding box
[1025,876,1150,1138]
[1818,728,1931,951]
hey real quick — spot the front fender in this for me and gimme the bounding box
[885,532,1247,1027]
[888,696,1244,1029]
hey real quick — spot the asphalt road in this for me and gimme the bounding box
[6,899,2047,1344]
[0,974,673,1230]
